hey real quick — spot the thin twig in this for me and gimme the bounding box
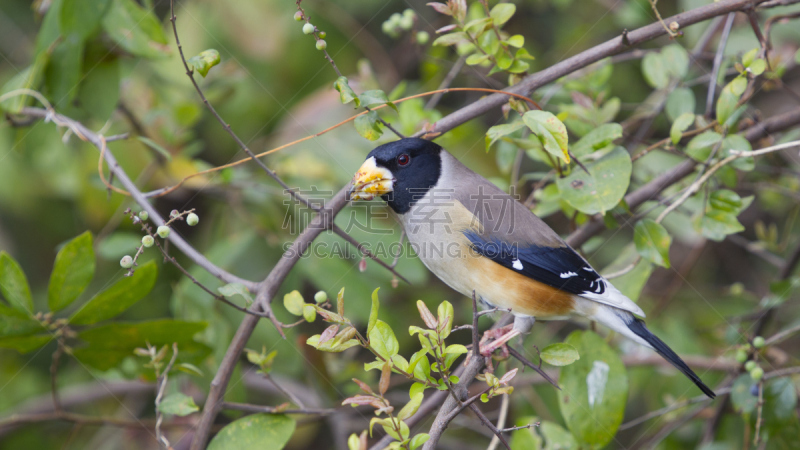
[154,344,179,450]
[426,54,467,110]
[468,403,511,450]
[705,13,736,117]
[486,393,510,450]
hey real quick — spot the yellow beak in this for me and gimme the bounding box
[348,156,394,201]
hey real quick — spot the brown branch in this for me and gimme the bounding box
[418,0,770,139]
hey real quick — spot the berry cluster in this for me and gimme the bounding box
[381,9,428,45]
[119,208,199,274]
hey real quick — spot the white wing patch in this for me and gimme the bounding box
[511,258,523,270]
[560,271,577,278]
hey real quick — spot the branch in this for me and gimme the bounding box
[154,344,179,450]
[705,13,736,117]
[418,0,769,138]
[221,401,334,415]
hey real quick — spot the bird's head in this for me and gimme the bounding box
[348,138,443,213]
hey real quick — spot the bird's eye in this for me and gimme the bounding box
[397,154,411,166]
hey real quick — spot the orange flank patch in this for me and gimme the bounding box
[469,254,575,318]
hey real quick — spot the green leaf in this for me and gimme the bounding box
[187,49,221,77]
[368,287,380,336]
[764,377,797,422]
[102,0,169,59]
[283,290,304,316]
[730,374,757,414]
[485,121,525,151]
[489,3,515,27]
[48,231,95,312]
[35,0,63,55]
[642,52,668,89]
[507,59,529,74]
[0,334,52,353]
[466,53,491,66]
[60,0,112,41]
[0,252,34,313]
[397,392,424,420]
[743,49,758,67]
[570,123,622,157]
[662,44,690,80]
[70,261,157,325]
[208,414,295,450]
[432,32,468,47]
[633,219,672,268]
[45,33,84,109]
[359,90,396,111]
[666,88,695,123]
[670,112,695,145]
[522,110,570,162]
[303,304,316,322]
[558,331,627,448]
[409,433,430,450]
[334,76,360,107]
[556,146,632,215]
[695,209,745,241]
[540,342,580,366]
[507,34,524,48]
[0,53,48,114]
[0,307,44,339]
[74,319,208,370]
[157,392,199,416]
[355,111,383,141]
[748,58,766,76]
[685,131,722,161]
[716,77,744,126]
[369,320,399,360]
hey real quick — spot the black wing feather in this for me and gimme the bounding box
[463,231,606,296]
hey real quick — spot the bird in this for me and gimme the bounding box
[348,137,716,399]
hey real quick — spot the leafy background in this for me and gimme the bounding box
[1,0,800,448]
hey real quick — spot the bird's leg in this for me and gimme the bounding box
[479,316,534,358]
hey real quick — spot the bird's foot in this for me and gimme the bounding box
[478,324,521,358]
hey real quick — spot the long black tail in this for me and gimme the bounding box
[627,318,716,399]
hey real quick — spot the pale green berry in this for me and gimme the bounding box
[170,209,180,218]
[303,23,315,35]
[735,349,748,363]
[416,31,429,45]
[142,235,155,248]
[187,213,199,226]
[314,291,328,303]
[744,360,757,371]
[294,11,303,21]
[403,9,416,20]
[750,366,764,381]
[753,336,765,348]
[399,15,414,30]
[318,30,326,38]
[138,211,149,221]
[382,21,393,34]
[120,255,134,269]
[390,12,402,24]
[157,226,171,238]
[316,40,327,50]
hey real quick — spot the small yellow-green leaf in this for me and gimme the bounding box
[369,320,399,360]
[283,290,304,316]
[334,76,360,106]
[522,110,569,162]
[670,112,694,144]
[368,287,380,335]
[633,219,672,268]
[748,58,766,76]
[642,52,668,89]
[432,32,468,47]
[187,49,220,77]
[157,392,199,416]
[685,131,722,161]
[303,304,316,322]
[437,301,454,339]
[466,53,491,66]
[507,34,524,48]
[355,111,383,141]
[540,342,580,366]
[48,231,95,312]
[489,3,515,27]
[397,392,424,421]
